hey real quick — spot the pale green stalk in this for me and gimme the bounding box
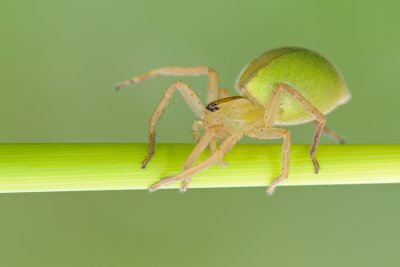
[0,144,399,193]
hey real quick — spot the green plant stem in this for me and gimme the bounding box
[0,144,399,193]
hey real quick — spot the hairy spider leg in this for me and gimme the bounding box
[141,81,204,168]
[180,125,224,192]
[191,120,203,143]
[149,131,244,192]
[263,83,326,175]
[218,88,230,99]
[319,122,346,144]
[115,66,219,103]
[115,67,224,168]
[180,88,233,192]
[247,128,291,195]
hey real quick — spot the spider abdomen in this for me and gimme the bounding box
[236,47,351,125]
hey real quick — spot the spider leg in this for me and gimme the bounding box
[192,120,227,167]
[181,136,228,192]
[218,88,230,99]
[182,92,232,192]
[208,88,231,168]
[263,83,326,174]
[317,122,345,144]
[149,131,243,192]
[141,81,204,169]
[191,86,233,143]
[247,128,291,195]
[180,126,222,192]
[115,66,219,103]
[183,121,205,192]
[209,140,228,168]
[191,120,203,143]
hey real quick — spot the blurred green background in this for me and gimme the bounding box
[1,0,400,266]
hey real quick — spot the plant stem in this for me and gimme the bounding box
[0,144,399,193]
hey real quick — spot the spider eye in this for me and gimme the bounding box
[206,102,219,112]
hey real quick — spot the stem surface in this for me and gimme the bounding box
[0,144,399,193]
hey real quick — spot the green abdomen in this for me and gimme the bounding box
[236,47,351,125]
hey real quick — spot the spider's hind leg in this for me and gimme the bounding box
[319,123,346,144]
[263,83,326,175]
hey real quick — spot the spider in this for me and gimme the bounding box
[115,47,351,195]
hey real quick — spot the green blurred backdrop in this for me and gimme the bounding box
[1,0,400,266]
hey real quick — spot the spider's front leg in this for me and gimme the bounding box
[181,125,220,192]
[180,121,228,192]
[192,120,228,166]
[149,131,243,192]
[181,88,232,192]
[115,66,220,103]
[115,66,222,168]
[140,81,205,168]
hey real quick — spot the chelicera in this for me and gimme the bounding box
[116,47,351,195]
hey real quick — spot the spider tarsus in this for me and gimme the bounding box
[148,187,157,193]
[219,160,228,168]
[313,160,320,174]
[148,182,161,192]
[114,79,138,91]
[179,185,187,192]
[179,187,187,193]
[141,162,147,169]
[266,187,275,196]
[114,83,125,91]
[179,178,190,193]
[266,175,285,196]
[141,157,152,169]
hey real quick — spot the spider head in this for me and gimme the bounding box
[204,96,262,131]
